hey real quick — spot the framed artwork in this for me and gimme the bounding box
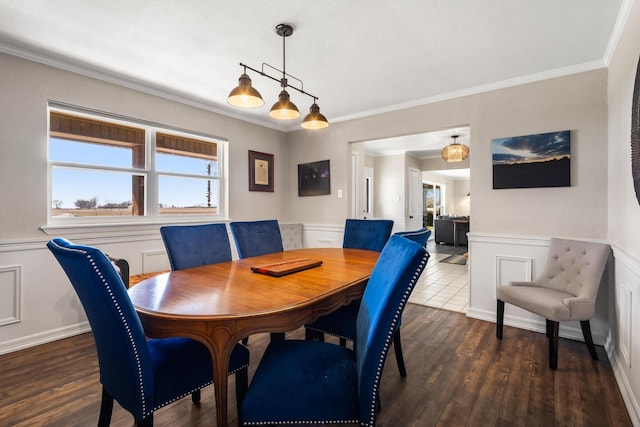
[492,130,571,189]
[248,150,274,192]
[298,160,330,196]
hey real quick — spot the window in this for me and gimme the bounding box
[48,107,225,223]
[423,182,443,229]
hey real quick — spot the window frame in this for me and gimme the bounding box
[46,104,228,227]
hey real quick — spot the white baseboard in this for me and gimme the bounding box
[0,321,90,355]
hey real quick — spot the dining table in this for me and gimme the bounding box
[127,247,379,426]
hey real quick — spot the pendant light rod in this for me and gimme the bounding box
[238,62,316,100]
[228,22,328,129]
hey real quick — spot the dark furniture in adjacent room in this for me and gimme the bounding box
[434,216,469,246]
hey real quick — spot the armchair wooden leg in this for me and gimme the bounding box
[548,320,559,370]
[191,389,201,404]
[580,320,599,361]
[241,337,249,345]
[393,329,407,377]
[496,300,505,339]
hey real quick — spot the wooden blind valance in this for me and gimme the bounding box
[156,132,218,161]
[50,112,144,147]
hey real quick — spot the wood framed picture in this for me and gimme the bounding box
[298,159,330,196]
[248,150,274,192]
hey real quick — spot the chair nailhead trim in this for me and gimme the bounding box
[363,252,429,427]
[87,253,150,418]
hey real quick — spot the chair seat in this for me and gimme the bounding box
[497,284,574,322]
[149,338,249,411]
[241,340,359,425]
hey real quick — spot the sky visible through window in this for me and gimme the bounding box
[51,138,218,209]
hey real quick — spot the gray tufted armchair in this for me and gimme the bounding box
[496,238,610,370]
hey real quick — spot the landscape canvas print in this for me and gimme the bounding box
[492,130,570,189]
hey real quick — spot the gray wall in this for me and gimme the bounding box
[287,70,609,240]
[0,52,289,241]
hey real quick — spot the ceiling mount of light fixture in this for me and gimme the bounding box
[227,23,329,129]
[441,134,470,162]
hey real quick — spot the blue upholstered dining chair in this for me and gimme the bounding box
[305,218,417,376]
[47,238,249,427]
[395,227,431,248]
[229,219,284,259]
[229,219,286,342]
[342,218,394,252]
[240,235,429,426]
[160,223,232,270]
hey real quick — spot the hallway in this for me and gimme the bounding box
[409,239,469,313]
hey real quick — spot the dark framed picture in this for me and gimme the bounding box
[248,150,274,192]
[492,130,571,189]
[298,160,330,196]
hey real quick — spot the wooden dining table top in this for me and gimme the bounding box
[127,247,379,427]
[129,247,379,321]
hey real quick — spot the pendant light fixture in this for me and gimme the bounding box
[227,69,264,108]
[441,135,470,162]
[301,98,329,129]
[227,23,329,129]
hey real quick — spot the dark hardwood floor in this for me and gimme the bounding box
[0,304,631,426]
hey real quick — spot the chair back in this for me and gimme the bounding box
[343,219,394,252]
[47,238,154,420]
[538,237,610,303]
[229,219,284,258]
[395,228,431,247]
[160,223,232,270]
[355,235,429,425]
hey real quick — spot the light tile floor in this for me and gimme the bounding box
[408,241,469,314]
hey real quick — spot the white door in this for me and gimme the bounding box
[364,166,374,219]
[351,153,358,218]
[408,168,423,230]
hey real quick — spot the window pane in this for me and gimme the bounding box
[50,138,137,168]
[51,167,145,217]
[156,152,218,176]
[156,132,218,176]
[159,175,218,215]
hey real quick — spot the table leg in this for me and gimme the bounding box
[213,358,229,426]
[203,333,237,427]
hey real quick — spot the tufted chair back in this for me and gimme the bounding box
[536,238,610,309]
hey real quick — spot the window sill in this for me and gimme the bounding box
[41,218,230,239]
